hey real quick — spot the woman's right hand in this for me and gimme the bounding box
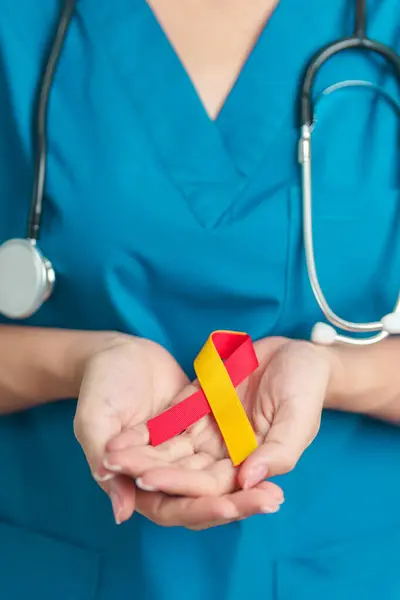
[74,333,189,523]
[74,333,283,528]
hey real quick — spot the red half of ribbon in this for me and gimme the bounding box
[147,332,259,446]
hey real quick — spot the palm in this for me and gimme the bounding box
[77,337,189,431]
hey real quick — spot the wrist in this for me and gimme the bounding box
[320,344,348,410]
[63,330,126,398]
[320,342,384,414]
[0,326,130,413]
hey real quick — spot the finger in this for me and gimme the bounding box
[136,459,235,496]
[239,404,320,488]
[180,483,284,531]
[74,385,122,482]
[112,449,214,488]
[228,481,283,515]
[106,475,137,525]
[136,490,239,528]
[103,436,194,477]
[136,460,285,503]
[106,424,150,452]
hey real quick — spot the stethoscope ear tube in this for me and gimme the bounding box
[300,37,400,127]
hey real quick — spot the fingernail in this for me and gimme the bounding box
[103,458,123,473]
[93,471,114,483]
[272,489,285,504]
[260,505,281,514]
[222,505,240,520]
[109,481,123,525]
[244,464,269,489]
[135,477,157,492]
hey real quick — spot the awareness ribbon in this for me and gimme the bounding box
[147,331,259,466]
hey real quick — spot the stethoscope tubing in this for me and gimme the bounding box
[299,5,400,344]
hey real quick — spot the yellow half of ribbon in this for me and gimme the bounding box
[194,331,258,466]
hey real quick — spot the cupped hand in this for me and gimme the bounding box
[74,335,189,522]
[104,337,337,519]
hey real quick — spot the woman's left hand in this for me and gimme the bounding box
[103,337,338,520]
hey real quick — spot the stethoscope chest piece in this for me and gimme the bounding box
[0,239,55,319]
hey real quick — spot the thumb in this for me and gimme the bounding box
[107,475,137,525]
[238,403,321,489]
[239,340,330,488]
[74,389,137,525]
[73,389,122,482]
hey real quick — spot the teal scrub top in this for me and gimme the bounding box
[1,1,400,598]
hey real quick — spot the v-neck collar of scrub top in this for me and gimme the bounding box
[87,0,344,229]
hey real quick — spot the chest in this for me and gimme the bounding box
[146,0,278,118]
[0,0,400,345]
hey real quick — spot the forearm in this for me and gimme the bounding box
[0,325,116,414]
[325,338,400,424]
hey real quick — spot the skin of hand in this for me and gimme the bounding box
[73,335,284,528]
[103,337,338,527]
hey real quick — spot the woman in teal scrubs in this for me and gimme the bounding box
[1,0,400,598]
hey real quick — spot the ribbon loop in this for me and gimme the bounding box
[147,331,259,465]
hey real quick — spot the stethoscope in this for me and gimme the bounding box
[0,0,400,347]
